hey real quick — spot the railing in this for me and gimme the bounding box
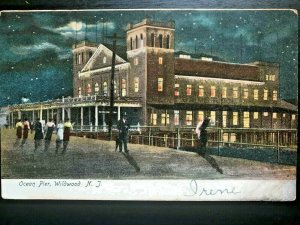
[71,125,297,150]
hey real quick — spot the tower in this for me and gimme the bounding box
[72,41,98,97]
[126,19,175,124]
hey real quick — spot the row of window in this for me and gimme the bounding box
[150,111,296,127]
[133,57,163,66]
[74,51,93,65]
[129,33,171,50]
[158,79,278,101]
[78,78,140,97]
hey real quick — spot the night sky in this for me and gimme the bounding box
[0,9,298,106]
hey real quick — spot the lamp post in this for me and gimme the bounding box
[105,33,123,140]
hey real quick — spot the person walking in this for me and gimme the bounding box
[44,118,55,152]
[34,118,44,152]
[117,113,130,153]
[62,118,72,154]
[21,118,30,148]
[14,119,23,147]
[55,120,64,154]
[197,117,210,155]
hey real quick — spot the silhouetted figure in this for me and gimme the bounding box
[44,118,55,152]
[117,113,130,153]
[197,117,210,155]
[55,121,64,154]
[34,118,44,152]
[14,119,23,147]
[21,118,30,148]
[62,118,72,154]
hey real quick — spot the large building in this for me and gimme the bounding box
[71,18,297,129]
[6,18,297,133]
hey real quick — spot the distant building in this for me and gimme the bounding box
[8,18,297,130]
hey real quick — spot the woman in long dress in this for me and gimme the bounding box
[34,118,44,151]
[21,118,30,148]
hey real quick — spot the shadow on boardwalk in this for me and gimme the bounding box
[122,152,141,173]
[181,146,297,166]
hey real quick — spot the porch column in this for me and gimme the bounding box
[62,107,65,122]
[80,107,83,130]
[67,108,71,120]
[117,106,121,120]
[46,109,49,121]
[102,106,106,131]
[39,107,43,120]
[32,110,35,121]
[18,110,21,119]
[88,107,91,124]
[95,105,98,131]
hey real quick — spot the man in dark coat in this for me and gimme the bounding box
[21,118,30,148]
[198,117,210,154]
[62,118,72,154]
[34,118,44,151]
[117,113,130,153]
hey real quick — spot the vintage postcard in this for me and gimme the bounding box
[0,9,297,200]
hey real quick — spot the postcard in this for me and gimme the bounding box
[0,9,297,200]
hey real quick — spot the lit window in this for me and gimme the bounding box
[253,112,259,120]
[272,113,277,119]
[198,85,204,97]
[103,82,108,96]
[263,112,268,117]
[210,86,216,97]
[263,89,268,100]
[210,111,216,126]
[94,83,99,93]
[134,57,139,65]
[273,90,278,101]
[159,57,163,64]
[161,113,170,125]
[233,112,238,125]
[114,81,117,94]
[222,87,227,98]
[103,57,106,64]
[86,83,91,96]
[121,79,127,96]
[174,84,179,96]
[78,53,82,64]
[283,113,286,118]
[134,77,139,92]
[197,111,204,122]
[158,78,163,92]
[186,111,193,126]
[292,114,296,120]
[233,87,238,98]
[78,87,82,97]
[243,112,250,128]
[265,75,269,81]
[243,88,249,99]
[187,85,192,96]
[254,89,259,100]
[151,113,157,125]
[270,75,276,81]
[222,111,227,127]
[174,110,179,125]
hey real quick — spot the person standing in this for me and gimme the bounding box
[21,118,30,148]
[62,118,72,154]
[34,118,44,152]
[197,117,210,154]
[55,120,64,154]
[44,118,55,152]
[14,119,23,147]
[117,113,130,153]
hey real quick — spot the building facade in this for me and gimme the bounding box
[7,18,297,131]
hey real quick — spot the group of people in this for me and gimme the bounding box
[15,117,73,154]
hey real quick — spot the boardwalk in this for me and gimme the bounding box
[1,129,295,180]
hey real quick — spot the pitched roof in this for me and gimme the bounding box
[174,58,260,81]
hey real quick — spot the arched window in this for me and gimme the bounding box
[94,83,99,94]
[158,34,163,48]
[140,34,144,47]
[136,35,138,49]
[150,33,155,47]
[130,37,133,50]
[78,87,82,97]
[166,35,170,49]
[86,83,91,96]
[103,82,108,96]
[121,79,126,96]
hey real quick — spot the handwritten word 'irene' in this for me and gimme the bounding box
[186,180,241,197]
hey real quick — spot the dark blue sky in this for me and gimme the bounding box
[0,9,298,106]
